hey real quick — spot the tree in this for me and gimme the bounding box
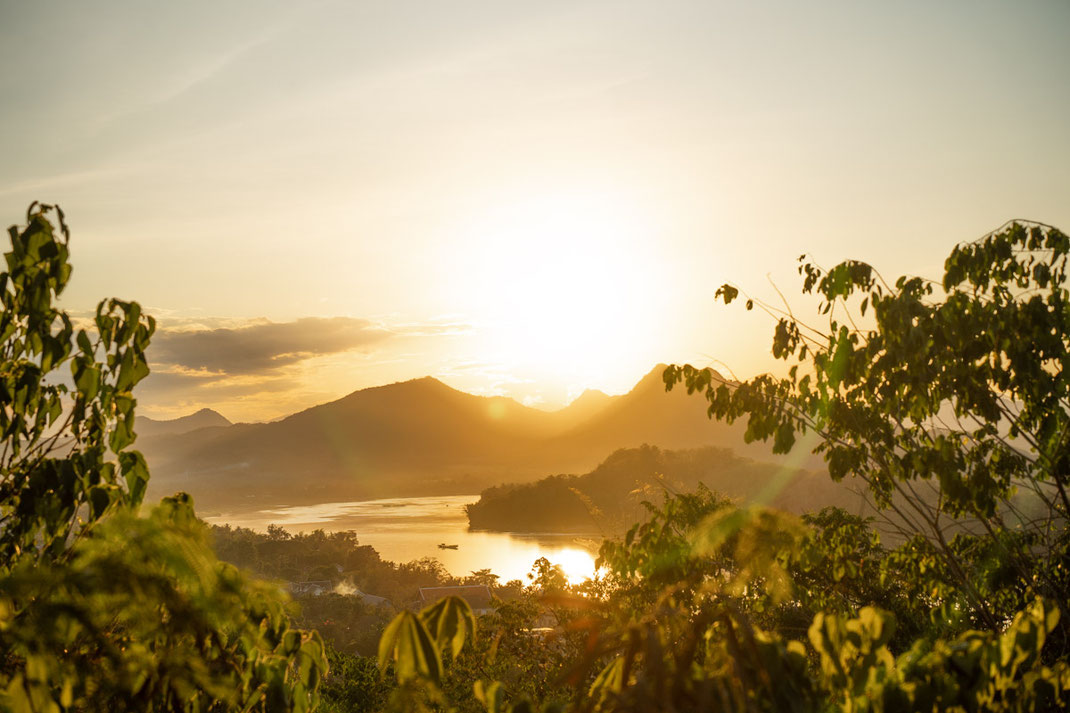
[666,220,1070,638]
[0,203,326,711]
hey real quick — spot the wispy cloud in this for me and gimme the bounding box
[134,314,476,420]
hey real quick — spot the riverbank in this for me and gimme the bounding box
[204,494,599,584]
[465,445,855,534]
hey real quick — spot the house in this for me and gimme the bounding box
[357,592,393,609]
[418,585,494,615]
[287,581,394,609]
[288,581,333,596]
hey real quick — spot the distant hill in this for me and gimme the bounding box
[136,408,232,438]
[139,365,820,513]
[554,389,614,428]
[544,366,749,459]
[465,445,865,534]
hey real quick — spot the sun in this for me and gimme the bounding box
[451,186,671,395]
[547,547,597,585]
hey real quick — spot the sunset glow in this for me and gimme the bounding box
[551,547,598,585]
[3,3,1068,707]
[454,187,669,390]
[3,2,1064,421]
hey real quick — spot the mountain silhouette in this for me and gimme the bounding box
[136,408,232,438]
[139,365,813,513]
[553,388,613,428]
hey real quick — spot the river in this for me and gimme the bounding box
[203,495,601,584]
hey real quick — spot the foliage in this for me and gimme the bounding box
[0,203,152,566]
[808,599,1070,712]
[0,204,325,711]
[318,648,391,713]
[1,495,326,712]
[289,593,393,657]
[211,524,458,610]
[666,220,1070,635]
[370,221,1070,713]
[376,493,1070,713]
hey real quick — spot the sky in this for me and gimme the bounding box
[1,0,1068,421]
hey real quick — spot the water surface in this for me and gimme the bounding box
[205,495,600,584]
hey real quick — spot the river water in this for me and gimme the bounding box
[203,495,600,584]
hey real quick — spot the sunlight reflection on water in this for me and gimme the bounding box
[204,495,599,584]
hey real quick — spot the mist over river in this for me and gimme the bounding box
[204,495,600,584]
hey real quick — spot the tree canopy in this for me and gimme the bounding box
[666,220,1070,636]
[0,204,326,712]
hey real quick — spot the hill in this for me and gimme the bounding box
[553,388,614,428]
[140,365,818,513]
[136,408,232,437]
[465,445,864,533]
[544,367,749,458]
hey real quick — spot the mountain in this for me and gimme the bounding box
[554,388,614,428]
[136,408,232,438]
[546,366,747,458]
[139,365,818,513]
[140,377,555,510]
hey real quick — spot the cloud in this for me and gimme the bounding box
[151,317,393,375]
[135,314,475,421]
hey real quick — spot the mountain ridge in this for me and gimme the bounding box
[139,364,804,513]
[137,408,232,438]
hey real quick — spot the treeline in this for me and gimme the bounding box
[207,523,584,709]
[466,444,859,533]
[210,525,452,604]
[210,525,448,655]
[209,525,530,657]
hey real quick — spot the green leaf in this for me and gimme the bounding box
[76,329,93,355]
[72,361,100,400]
[120,451,149,505]
[588,657,625,708]
[474,680,507,713]
[419,595,477,659]
[377,610,443,684]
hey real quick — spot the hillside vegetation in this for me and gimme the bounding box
[466,444,857,533]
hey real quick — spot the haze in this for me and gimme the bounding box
[1,0,1067,421]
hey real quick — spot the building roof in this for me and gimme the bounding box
[288,581,333,595]
[359,592,393,608]
[418,585,494,610]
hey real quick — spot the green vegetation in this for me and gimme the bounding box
[210,525,466,656]
[0,205,325,711]
[465,444,855,533]
[211,525,450,609]
[5,202,1067,712]
[369,221,1070,712]
[668,219,1070,634]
